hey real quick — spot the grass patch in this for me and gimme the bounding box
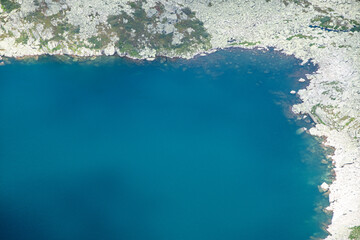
[88,33,111,49]
[88,36,103,49]
[15,32,29,45]
[239,41,260,46]
[25,11,54,29]
[350,226,360,240]
[51,44,62,52]
[54,22,80,37]
[287,34,316,40]
[311,104,326,125]
[345,118,355,127]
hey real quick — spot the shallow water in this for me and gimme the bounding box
[0,49,330,240]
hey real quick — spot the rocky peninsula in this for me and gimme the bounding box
[1,0,359,239]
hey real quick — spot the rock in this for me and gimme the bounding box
[163,23,175,34]
[103,46,115,56]
[296,127,306,135]
[321,159,329,164]
[299,78,306,82]
[320,182,330,192]
[146,8,157,18]
[172,32,183,45]
[290,90,296,94]
[48,41,58,50]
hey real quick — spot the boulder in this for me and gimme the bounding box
[320,182,330,192]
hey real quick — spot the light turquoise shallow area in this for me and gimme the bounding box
[0,49,330,240]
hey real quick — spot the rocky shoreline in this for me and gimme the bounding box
[1,0,360,239]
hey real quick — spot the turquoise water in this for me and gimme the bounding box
[0,49,330,240]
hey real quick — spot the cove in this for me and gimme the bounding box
[0,49,330,240]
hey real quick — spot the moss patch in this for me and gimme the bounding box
[25,9,81,49]
[0,0,20,13]
[88,33,111,49]
[107,1,210,56]
[279,0,311,7]
[311,104,326,125]
[350,226,360,240]
[15,32,29,45]
[287,34,316,40]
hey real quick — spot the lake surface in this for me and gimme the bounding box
[0,49,330,240]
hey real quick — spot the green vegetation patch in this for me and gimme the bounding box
[25,11,55,29]
[174,18,211,53]
[107,2,149,57]
[25,8,81,49]
[88,36,103,49]
[345,117,355,127]
[239,41,260,46]
[311,104,326,125]
[265,0,311,7]
[54,22,80,37]
[0,0,20,13]
[313,6,333,14]
[88,32,111,50]
[107,1,211,57]
[230,41,260,46]
[273,0,311,7]
[182,7,195,18]
[15,32,29,45]
[349,226,360,240]
[311,15,360,32]
[286,34,316,41]
[350,25,360,32]
[51,44,62,52]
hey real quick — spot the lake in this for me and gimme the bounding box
[0,48,330,240]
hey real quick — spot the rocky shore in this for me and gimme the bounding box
[1,0,360,239]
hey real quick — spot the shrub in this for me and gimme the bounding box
[349,226,360,240]
[0,0,20,13]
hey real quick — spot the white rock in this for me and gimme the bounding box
[321,182,330,192]
[103,46,115,56]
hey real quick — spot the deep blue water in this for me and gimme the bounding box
[0,49,330,240]
[309,25,349,32]
[309,24,360,32]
